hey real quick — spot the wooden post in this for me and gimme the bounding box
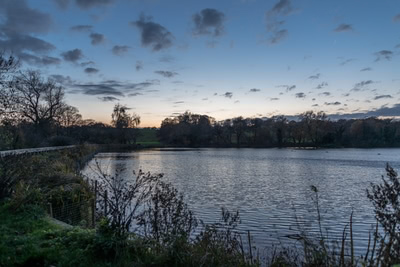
[49,202,53,218]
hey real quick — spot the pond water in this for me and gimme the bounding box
[83,148,400,255]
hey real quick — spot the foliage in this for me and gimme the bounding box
[367,164,400,265]
[137,181,198,245]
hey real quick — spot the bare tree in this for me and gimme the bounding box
[8,70,66,126]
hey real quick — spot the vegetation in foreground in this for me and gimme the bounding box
[1,144,400,266]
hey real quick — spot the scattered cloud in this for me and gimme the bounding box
[154,70,178,78]
[340,58,356,65]
[269,97,280,101]
[128,92,143,97]
[325,101,341,105]
[319,92,331,96]
[192,8,225,37]
[70,24,93,32]
[352,80,375,91]
[277,84,296,92]
[61,48,83,62]
[334,24,353,32]
[135,61,143,71]
[265,0,293,44]
[374,95,392,100]
[308,73,320,80]
[393,14,400,22]
[98,96,119,102]
[89,32,105,45]
[84,67,99,74]
[80,61,95,67]
[131,14,174,51]
[316,82,328,89]
[374,50,393,61]
[223,92,233,98]
[112,45,130,56]
[295,92,306,98]
[249,88,261,93]
[360,67,372,72]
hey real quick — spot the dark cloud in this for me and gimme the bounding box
[329,104,400,120]
[325,101,341,106]
[316,82,328,89]
[249,88,261,93]
[265,0,293,44]
[75,0,115,9]
[98,96,119,102]
[374,95,393,100]
[112,45,130,56]
[374,50,393,61]
[295,92,306,98]
[308,73,320,80]
[70,24,93,32]
[192,8,225,37]
[72,79,159,97]
[90,33,105,45]
[270,97,280,101]
[135,61,143,71]
[0,0,56,65]
[61,49,83,62]
[393,14,400,22]
[173,101,184,104]
[223,92,233,98]
[128,92,143,97]
[352,80,375,91]
[312,104,319,107]
[54,0,69,9]
[154,70,178,78]
[131,15,173,51]
[360,67,372,72]
[334,24,353,32]
[84,67,99,74]
[19,53,61,66]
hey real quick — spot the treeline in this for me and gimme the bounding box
[159,111,400,148]
[0,53,141,150]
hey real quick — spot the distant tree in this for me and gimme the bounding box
[111,104,140,129]
[58,105,82,127]
[111,104,140,144]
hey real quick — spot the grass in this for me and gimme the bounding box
[0,202,97,266]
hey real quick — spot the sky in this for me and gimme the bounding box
[0,0,399,127]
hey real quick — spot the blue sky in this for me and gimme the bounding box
[1,0,399,126]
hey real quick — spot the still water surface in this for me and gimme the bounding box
[83,148,400,254]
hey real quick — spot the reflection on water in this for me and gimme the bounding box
[83,148,400,254]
